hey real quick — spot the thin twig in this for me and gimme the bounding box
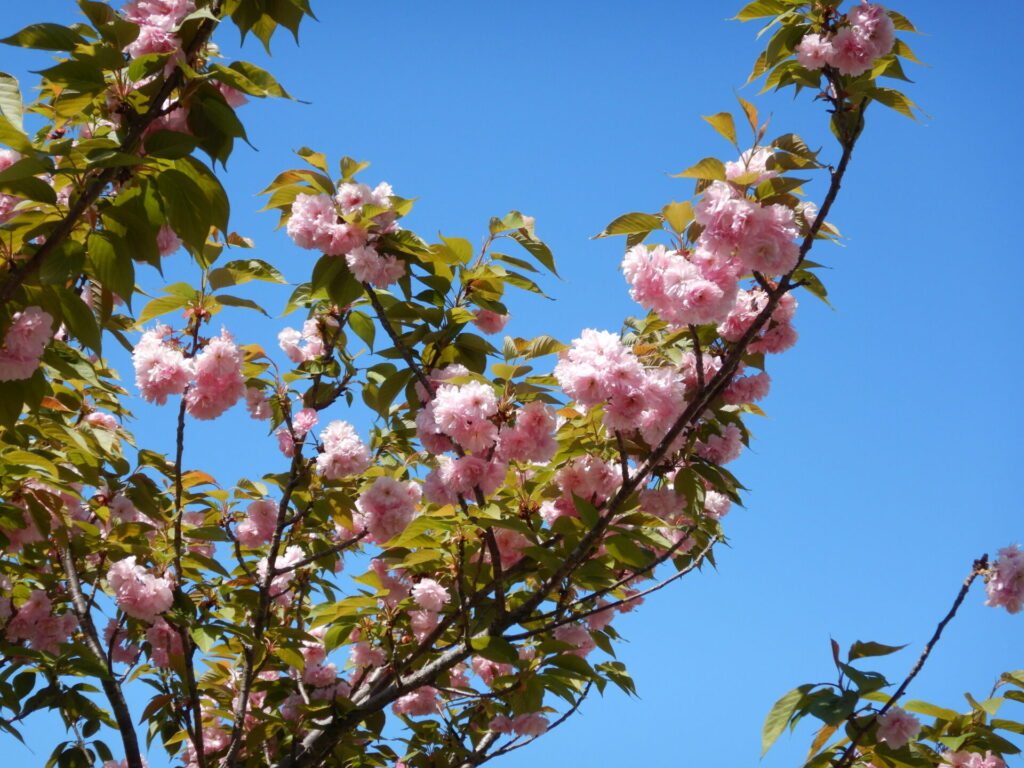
[832,554,989,768]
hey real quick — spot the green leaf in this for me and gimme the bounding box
[1,23,86,51]
[604,534,654,570]
[489,210,526,235]
[208,258,285,289]
[0,114,32,154]
[661,201,694,233]
[340,155,370,181]
[0,157,57,203]
[737,94,759,133]
[893,38,924,65]
[518,334,568,359]
[470,636,519,666]
[439,234,474,264]
[671,157,726,181]
[138,294,190,324]
[226,61,292,99]
[212,294,268,316]
[4,450,59,478]
[762,685,811,755]
[595,660,638,697]
[733,0,788,21]
[296,147,328,174]
[992,718,1024,736]
[78,0,139,48]
[126,53,169,83]
[86,231,135,306]
[870,87,919,120]
[157,169,211,253]
[54,286,101,352]
[0,73,24,132]
[508,229,558,276]
[901,700,960,721]
[191,625,218,653]
[847,641,906,661]
[702,111,737,144]
[593,211,663,238]
[348,310,375,349]
[144,130,198,160]
[571,494,599,528]
[888,11,918,33]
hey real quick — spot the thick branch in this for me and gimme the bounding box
[59,546,144,768]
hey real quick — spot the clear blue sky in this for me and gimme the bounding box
[2,2,1021,766]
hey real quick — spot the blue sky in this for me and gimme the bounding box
[2,1,1021,766]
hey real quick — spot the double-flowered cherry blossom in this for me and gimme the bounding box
[0,306,53,382]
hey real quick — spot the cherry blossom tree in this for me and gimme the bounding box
[0,2,1018,768]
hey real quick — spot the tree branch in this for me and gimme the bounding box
[58,545,144,768]
[0,3,226,304]
[832,554,989,768]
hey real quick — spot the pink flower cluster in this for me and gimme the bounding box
[122,0,195,58]
[553,623,596,657]
[875,706,921,749]
[554,329,688,446]
[146,617,183,667]
[287,193,368,256]
[472,309,510,335]
[942,751,1006,768]
[5,589,77,654]
[235,499,279,548]
[411,578,451,612]
[795,3,895,77]
[0,149,24,224]
[984,544,1024,614]
[104,619,141,665]
[556,455,620,505]
[316,420,372,479]
[157,224,182,257]
[725,147,778,184]
[696,422,744,465]
[245,386,272,420]
[488,712,550,737]
[622,172,802,332]
[353,476,421,544]
[718,288,798,355]
[428,380,499,452]
[0,306,53,381]
[392,685,441,717]
[184,329,246,420]
[696,180,801,278]
[278,317,331,363]
[300,628,338,689]
[622,244,736,328]
[257,545,305,605]
[335,180,393,215]
[416,374,541,505]
[423,455,506,506]
[107,556,174,623]
[133,326,246,419]
[346,245,405,288]
[495,401,559,464]
[132,325,192,405]
[287,180,407,290]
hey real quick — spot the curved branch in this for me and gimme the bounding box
[0,6,227,303]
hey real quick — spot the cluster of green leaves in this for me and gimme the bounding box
[763,640,1023,768]
[0,0,304,422]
